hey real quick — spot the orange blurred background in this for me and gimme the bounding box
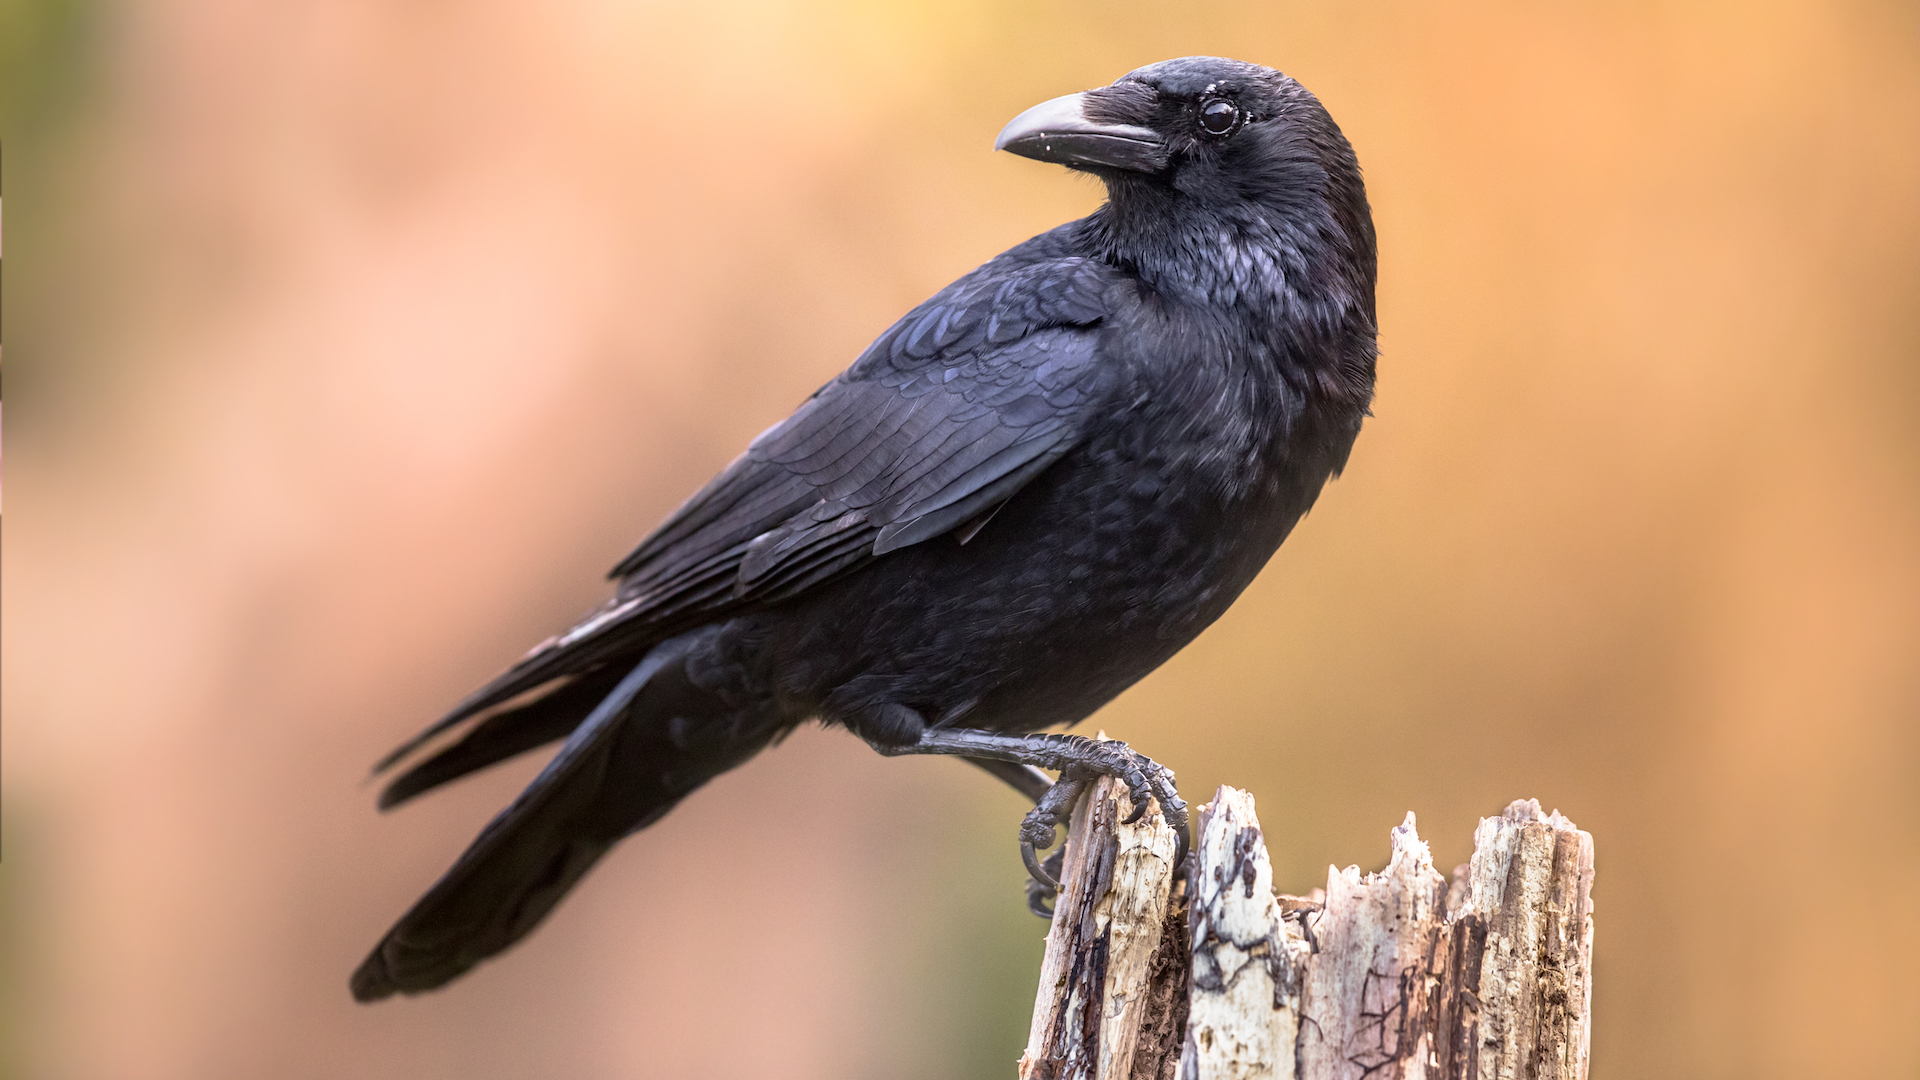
[5,1,1918,1077]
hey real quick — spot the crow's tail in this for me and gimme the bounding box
[351,636,778,1001]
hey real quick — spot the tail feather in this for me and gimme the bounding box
[354,639,778,1001]
[377,664,629,810]
[369,596,667,777]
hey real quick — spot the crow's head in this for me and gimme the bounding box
[997,56,1357,217]
[999,57,1376,402]
[998,56,1374,325]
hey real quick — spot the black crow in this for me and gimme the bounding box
[353,55,1376,1001]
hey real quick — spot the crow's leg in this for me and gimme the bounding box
[883,730,1186,833]
[965,757,1054,802]
[880,730,1189,908]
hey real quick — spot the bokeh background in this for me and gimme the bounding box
[5,0,1918,1077]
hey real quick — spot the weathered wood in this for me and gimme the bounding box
[1021,790,1594,1080]
[1295,810,1449,1079]
[1126,896,1192,1080]
[1019,773,1181,1080]
[1180,788,1312,1080]
[1430,800,1595,1080]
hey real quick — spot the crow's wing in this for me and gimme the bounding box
[376,255,1121,768]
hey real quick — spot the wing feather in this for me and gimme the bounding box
[381,254,1122,757]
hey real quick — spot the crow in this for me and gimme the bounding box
[353,55,1376,1002]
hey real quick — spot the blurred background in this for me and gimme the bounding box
[4,0,1918,1076]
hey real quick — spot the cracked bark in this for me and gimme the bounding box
[1019,789,1593,1080]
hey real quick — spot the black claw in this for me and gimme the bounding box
[1025,846,1064,918]
[1021,838,1061,890]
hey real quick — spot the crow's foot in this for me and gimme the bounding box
[888,728,1191,919]
[1019,771,1086,889]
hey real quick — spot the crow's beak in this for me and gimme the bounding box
[995,87,1168,173]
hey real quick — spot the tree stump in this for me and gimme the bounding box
[1018,781,1594,1080]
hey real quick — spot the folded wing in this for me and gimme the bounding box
[375,255,1120,771]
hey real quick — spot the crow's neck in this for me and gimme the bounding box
[1085,195,1374,407]
[1090,197,1347,317]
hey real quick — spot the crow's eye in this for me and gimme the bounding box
[1198,100,1240,137]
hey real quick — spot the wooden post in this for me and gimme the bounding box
[1019,785,1594,1080]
